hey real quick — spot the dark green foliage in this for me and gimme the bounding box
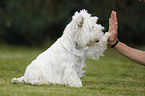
[0,0,145,46]
[114,0,145,46]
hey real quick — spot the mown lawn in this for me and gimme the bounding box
[0,45,145,96]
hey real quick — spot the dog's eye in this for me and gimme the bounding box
[96,40,99,43]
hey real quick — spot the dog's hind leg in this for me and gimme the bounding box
[11,76,24,83]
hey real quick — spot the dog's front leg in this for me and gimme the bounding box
[98,32,110,46]
[85,32,110,60]
[62,67,82,87]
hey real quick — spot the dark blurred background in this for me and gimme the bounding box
[0,0,145,46]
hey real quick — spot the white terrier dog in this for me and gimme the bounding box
[12,9,110,87]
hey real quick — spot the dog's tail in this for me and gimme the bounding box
[11,76,24,83]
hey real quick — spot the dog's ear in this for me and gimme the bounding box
[73,11,84,28]
[78,17,84,27]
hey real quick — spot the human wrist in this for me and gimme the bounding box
[109,39,119,48]
[108,38,118,45]
[109,40,117,46]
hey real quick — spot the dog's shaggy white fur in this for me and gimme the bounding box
[12,9,110,87]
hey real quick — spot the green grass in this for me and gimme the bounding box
[0,45,145,96]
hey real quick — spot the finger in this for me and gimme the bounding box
[111,11,114,18]
[109,18,112,25]
[112,11,116,21]
[110,12,115,23]
[110,11,113,20]
[115,22,118,28]
[114,12,117,22]
[114,25,118,32]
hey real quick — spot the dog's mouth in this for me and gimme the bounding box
[87,39,100,47]
[92,38,100,43]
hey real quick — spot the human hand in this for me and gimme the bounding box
[108,11,118,45]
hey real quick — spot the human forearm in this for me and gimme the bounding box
[114,42,145,66]
[108,11,145,66]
